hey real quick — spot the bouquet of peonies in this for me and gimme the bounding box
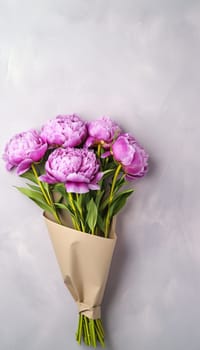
[3,115,148,347]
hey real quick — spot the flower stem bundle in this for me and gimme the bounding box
[76,316,105,347]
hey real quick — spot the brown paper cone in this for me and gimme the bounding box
[43,213,117,319]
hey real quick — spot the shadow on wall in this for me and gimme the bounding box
[101,210,136,349]
[101,151,155,349]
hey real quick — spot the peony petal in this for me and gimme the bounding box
[65,182,89,193]
[87,117,121,144]
[88,183,100,190]
[40,115,87,147]
[66,173,89,183]
[112,136,134,165]
[39,174,57,184]
[63,133,83,147]
[29,143,48,162]
[91,171,103,183]
[125,172,141,180]
[17,159,33,175]
[84,136,95,148]
[125,174,136,181]
[6,162,14,171]
[124,149,148,177]
[90,123,110,141]
[101,151,111,158]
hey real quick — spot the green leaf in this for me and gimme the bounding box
[36,160,45,174]
[73,197,82,215]
[31,198,55,214]
[113,188,134,202]
[95,190,105,208]
[27,183,41,192]
[86,198,97,233]
[15,186,54,214]
[97,215,105,232]
[76,193,82,208]
[42,182,53,203]
[54,183,67,196]
[15,186,47,203]
[99,196,110,211]
[101,168,116,180]
[53,183,69,205]
[42,181,50,192]
[114,176,126,193]
[55,202,76,219]
[54,203,68,210]
[20,170,37,184]
[109,189,134,217]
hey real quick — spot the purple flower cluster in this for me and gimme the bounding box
[85,116,121,148]
[3,114,149,193]
[112,134,148,180]
[3,129,47,175]
[40,114,87,147]
[39,147,102,193]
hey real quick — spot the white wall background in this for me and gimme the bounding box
[1,1,200,349]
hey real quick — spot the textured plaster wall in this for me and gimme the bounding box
[1,1,200,349]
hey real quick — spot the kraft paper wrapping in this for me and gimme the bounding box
[43,213,117,319]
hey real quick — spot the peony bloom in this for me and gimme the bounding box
[85,116,121,148]
[40,114,87,148]
[112,133,148,180]
[39,147,103,193]
[3,130,47,175]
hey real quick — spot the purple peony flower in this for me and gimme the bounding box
[85,116,121,148]
[3,130,47,175]
[112,133,148,180]
[40,114,87,148]
[39,147,103,193]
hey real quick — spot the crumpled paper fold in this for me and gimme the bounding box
[44,213,117,319]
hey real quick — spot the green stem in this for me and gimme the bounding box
[68,193,81,230]
[97,143,101,158]
[31,164,51,205]
[96,319,104,339]
[89,319,97,348]
[105,164,122,238]
[31,164,62,225]
[77,314,83,344]
[110,164,122,198]
[76,315,105,347]
[95,321,105,347]
[83,316,91,346]
[98,319,104,336]
[76,194,86,232]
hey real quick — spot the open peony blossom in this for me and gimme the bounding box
[3,129,47,175]
[40,114,87,147]
[112,133,148,180]
[39,147,103,193]
[85,116,121,148]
